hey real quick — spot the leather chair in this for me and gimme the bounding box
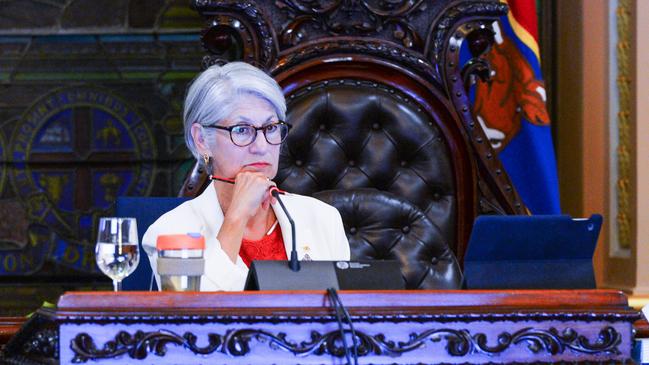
[315,189,462,289]
[181,0,527,279]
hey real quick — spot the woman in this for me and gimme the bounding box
[142,62,350,291]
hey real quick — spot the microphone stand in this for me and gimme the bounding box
[270,188,300,272]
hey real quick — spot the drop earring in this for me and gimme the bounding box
[202,153,213,175]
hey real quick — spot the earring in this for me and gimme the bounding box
[202,153,213,175]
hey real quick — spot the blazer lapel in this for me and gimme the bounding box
[190,183,224,238]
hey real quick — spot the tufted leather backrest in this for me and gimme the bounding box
[314,188,462,289]
[276,80,458,251]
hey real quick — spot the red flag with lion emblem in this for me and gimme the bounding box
[472,0,560,214]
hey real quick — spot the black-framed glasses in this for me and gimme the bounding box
[204,121,291,147]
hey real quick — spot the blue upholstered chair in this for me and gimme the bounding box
[115,197,188,291]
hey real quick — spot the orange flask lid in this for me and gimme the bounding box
[156,233,205,250]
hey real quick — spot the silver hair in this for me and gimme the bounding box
[183,62,286,161]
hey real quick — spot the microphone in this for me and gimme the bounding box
[270,187,299,272]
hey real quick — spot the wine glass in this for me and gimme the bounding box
[95,217,140,291]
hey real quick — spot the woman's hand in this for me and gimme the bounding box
[216,171,276,263]
[227,171,276,220]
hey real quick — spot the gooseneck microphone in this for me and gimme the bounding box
[270,187,300,272]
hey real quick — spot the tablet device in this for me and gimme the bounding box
[464,214,602,289]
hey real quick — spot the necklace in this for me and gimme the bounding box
[264,209,278,236]
[266,219,279,235]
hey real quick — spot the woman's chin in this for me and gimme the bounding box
[240,165,274,175]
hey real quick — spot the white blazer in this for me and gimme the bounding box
[142,184,351,291]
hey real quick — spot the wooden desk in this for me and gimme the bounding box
[0,290,641,364]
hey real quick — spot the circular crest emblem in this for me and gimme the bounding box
[9,86,156,272]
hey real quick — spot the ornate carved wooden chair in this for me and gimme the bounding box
[179,0,526,288]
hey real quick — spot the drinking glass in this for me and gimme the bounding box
[95,217,140,291]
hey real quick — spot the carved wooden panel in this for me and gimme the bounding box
[0,290,640,364]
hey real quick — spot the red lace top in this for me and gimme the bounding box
[239,223,287,267]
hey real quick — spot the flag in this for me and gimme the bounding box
[471,0,561,214]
